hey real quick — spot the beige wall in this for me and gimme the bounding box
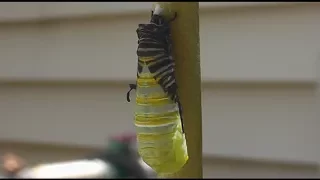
[0,4,318,82]
[0,3,319,177]
[0,2,305,22]
[0,83,316,163]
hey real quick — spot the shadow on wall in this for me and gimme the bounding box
[203,156,320,178]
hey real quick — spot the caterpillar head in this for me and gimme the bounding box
[150,4,177,26]
[153,4,164,15]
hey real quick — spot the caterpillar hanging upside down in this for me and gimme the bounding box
[126,5,188,174]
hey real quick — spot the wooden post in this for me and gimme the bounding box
[152,2,203,178]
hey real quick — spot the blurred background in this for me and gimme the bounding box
[0,2,319,178]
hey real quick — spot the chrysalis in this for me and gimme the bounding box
[126,5,188,174]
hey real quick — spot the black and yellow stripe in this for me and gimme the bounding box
[126,10,188,174]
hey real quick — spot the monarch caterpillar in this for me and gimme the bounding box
[126,5,188,174]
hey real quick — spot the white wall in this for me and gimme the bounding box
[0,2,305,22]
[0,2,319,171]
[0,83,316,164]
[0,4,318,82]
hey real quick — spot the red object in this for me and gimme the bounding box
[2,153,26,177]
[111,133,136,143]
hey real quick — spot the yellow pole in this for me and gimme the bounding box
[152,2,202,178]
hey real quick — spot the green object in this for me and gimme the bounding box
[106,140,128,178]
[108,139,130,153]
[105,137,138,178]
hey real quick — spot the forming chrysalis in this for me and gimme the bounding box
[126,5,188,174]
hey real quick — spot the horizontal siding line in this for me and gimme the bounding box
[0,2,310,24]
[203,155,319,170]
[0,140,317,168]
[0,80,316,89]
[0,139,99,153]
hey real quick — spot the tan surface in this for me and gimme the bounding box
[152,2,202,178]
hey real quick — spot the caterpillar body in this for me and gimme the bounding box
[126,6,188,174]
